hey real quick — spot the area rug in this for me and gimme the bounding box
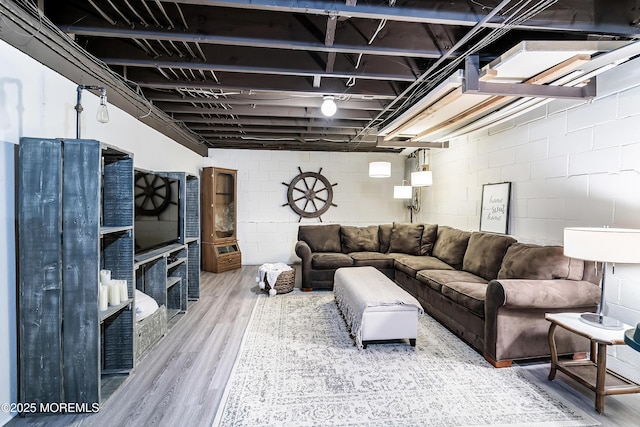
[214,291,599,427]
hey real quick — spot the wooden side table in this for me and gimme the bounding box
[545,312,640,413]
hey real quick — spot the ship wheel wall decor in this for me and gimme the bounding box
[282,167,338,222]
[135,172,173,216]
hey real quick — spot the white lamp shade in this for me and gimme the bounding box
[411,170,433,186]
[393,185,412,199]
[321,97,337,117]
[564,227,640,263]
[369,161,391,178]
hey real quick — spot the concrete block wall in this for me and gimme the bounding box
[418,57,640,380]
[207,149,408,264]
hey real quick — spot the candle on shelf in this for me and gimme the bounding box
[108,281,121,306]
[99,285,109,311]
[99,269,111,286]
[119,280,128,301]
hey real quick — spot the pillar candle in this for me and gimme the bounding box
[99,285,109,311]
[108,281,121,306]
[99,269,111,286]
[119,280,128,301]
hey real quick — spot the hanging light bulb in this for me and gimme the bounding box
[321,96,337,117]
[96,88,109,123]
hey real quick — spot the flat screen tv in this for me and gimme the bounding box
[134,171,180,254]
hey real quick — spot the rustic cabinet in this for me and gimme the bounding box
[201,167,241,272]
[18,138,134,408]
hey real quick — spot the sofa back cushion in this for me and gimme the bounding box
[341,225,380,252]
[463,232,516,280]
[389,223,424,255]
[432,226,471,269]
[497,243,585,280]
[298,224,342,252]
[378,224,393,253]
[420,224,438,256]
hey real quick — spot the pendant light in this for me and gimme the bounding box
[369,161,391,178]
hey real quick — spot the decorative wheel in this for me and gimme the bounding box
[282,167,338,221]
[134,172,173,216]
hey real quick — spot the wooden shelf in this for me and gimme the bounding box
[100,225,133,236]
[167,276,181,289]
[99,299,132,323]
[18,138,135,410]
[167,257,187,270]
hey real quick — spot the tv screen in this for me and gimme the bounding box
[134,171,180,254]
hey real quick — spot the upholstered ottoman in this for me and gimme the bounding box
[334,266,424,349]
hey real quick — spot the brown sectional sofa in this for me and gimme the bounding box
[294,223,601,367]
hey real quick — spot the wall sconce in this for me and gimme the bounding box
[393,180,412,199]
[321,95,337,117]
[369,161,391,178]
[75,84,109,138]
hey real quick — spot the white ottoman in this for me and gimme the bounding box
[334,266,424,349]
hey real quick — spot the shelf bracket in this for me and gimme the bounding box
[462,55,596,100]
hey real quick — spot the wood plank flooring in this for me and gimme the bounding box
[7,265,640,426]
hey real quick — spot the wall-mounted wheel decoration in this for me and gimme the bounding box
[135,172,173,216]
[282,167,338,222]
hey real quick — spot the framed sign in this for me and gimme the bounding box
[480,182,511,234]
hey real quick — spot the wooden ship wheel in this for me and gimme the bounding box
[282,167,338,221]
[134,172,173,216]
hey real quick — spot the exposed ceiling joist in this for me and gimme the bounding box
[62,26,447,58]
[164,0,639,36]
[103,58,417,82]
[6,0,639,152]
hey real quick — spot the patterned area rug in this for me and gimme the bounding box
[214,291,599,427]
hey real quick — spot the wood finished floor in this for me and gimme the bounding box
[7,265,640,427]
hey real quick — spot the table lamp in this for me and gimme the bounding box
[564,227,640,330]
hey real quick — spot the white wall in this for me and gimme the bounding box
[207,149,408,264]
[0,39,203,425]
[418,57,640,381]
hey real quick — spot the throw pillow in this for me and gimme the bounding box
[298,224,342,252]
[463,232,516,280]
[420,224,438,255]
[497,243,585,280]
[378,224,393,253]
[341,225,380,252]
[431,226,471,269]
[388,222,424,255]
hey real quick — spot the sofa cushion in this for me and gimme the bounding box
[420,224,438,256]
[431,226,471,269]
[497,243,584,280]
[341,225,380,252]
[441,282,489,317]
[311,253,354,269]
[416,269,487,293]
[463,232,516,281]
[389,222,424,255]
[378,224,393,253]
[394,255,454,278]
[349,252,395,269]
[298,224,342,253]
